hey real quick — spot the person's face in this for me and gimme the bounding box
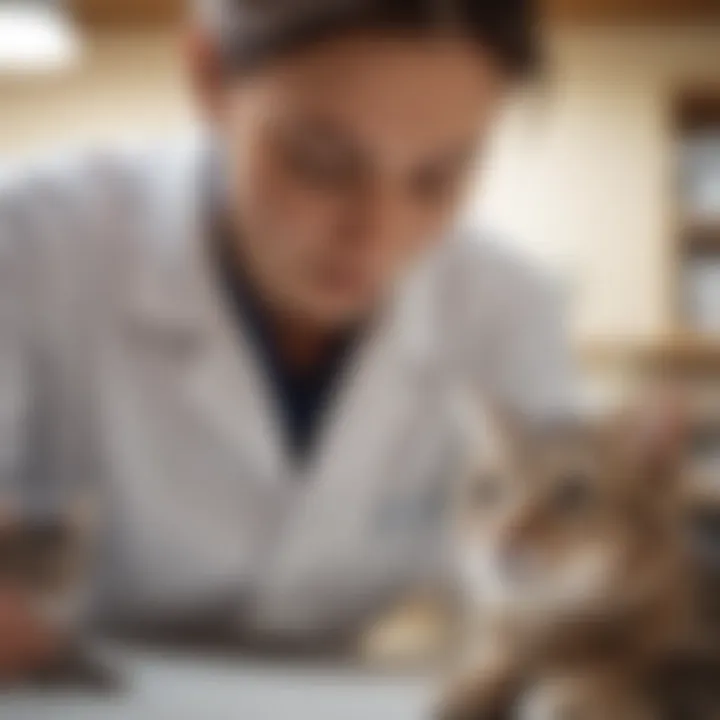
[194,32,506,328]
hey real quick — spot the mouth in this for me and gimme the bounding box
[459,544,621,619]
[309,257,371,297]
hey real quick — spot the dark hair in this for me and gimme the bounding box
[200,0,540,79]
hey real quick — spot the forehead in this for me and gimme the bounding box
[237,34,502,156]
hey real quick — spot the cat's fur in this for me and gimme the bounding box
[440,402,720,720]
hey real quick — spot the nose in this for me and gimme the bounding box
[498,540,536,583]
[347,182,410,253]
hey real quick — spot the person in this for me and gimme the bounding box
[0,0,574,678]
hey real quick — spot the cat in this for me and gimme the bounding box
[439,400,720,720]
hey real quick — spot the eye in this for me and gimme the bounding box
[287,147,358,187]
[552,472,594,514]
[469,473,505,509]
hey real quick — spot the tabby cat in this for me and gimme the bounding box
[440,401,720,720]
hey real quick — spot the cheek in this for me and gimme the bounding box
[453,524,507,603]
[413,197,462,242]
[387,216,443,269]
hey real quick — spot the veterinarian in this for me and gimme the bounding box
[0,0,575,676]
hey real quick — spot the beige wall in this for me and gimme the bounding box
[0,33,192,156]
[479,27,720,341]
[2,27,720,343]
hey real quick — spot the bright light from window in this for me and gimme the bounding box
[0,2,80,72]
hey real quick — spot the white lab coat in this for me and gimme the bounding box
[0,138,574,638]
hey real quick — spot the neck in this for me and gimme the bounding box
[224,224,344,374]
[212,172,351,374]
[269,312,340,373]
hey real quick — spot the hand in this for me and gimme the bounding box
[0,586,60,684]
[359,595,451,669]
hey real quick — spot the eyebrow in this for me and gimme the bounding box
[276,115,363,150]
[276,115,480,180]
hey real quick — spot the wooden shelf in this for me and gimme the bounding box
[680,218,720,255]
[684,472,720,511]
[66,0,720,31]
[547,0,720,25]
[581,335,720,372]
[677,90,720,133]
[682,217,720,237]
[69,0,183,30]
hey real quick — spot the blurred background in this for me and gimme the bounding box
[1,1,720,508]
[1,2,720,716]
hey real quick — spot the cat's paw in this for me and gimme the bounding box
[358,595,450,669]
[435,697,509,720]
[436,674,514,720]
[518,676,653,720]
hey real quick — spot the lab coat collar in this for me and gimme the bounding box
[124,133,212,344]
[120,134,287,481]
[390,253,444,375]
[122,134,445,486]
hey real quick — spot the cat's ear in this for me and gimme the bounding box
[618,391,687,487]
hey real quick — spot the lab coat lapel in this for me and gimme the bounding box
[122,138,286,484]
[306,258,442,500]
[255,261,445,628]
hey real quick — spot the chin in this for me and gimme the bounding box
[301,294,373,330]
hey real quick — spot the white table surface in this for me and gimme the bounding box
[0,646,436,720]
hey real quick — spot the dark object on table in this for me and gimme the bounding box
[0,518,121,692]
[104,615,360,666]
[27,643,120,692]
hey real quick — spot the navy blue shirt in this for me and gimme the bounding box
[211,223,356,462]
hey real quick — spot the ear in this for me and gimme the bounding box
[619,392,687,488]
[184,23,227,122]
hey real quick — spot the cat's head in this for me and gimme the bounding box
[455,399,685,623]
